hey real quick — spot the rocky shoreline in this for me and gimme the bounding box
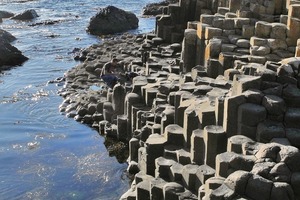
[59,0,300,199]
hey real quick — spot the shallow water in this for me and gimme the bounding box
[0,0,158,199]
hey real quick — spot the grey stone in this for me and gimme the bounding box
[182,29,197,73]
[277,145,300,172]
[245,174,273,200]
[256,143,281,161]
[0,39,28,67]
[267,39,287,51]
[236,39,250,48]
[136,180,151,200]
[286,128,300,149]
[230,154,256,172]
[256,120,285,143]
[251,161,276,180]
[12,9,39,20]
[163,182,185,200]
[223,95,247,138]
[232,75,261,96]
[224,170,252,195]
[216,152,237,178]
[150,178,167,200]
[204,177,225,194]
[238,103,267,126]
[155,157,176,180]
[242,141,262,155]
[112,84,126,115]
[198,101,216,129]
[196,164,215,189]
[0,11,14,18]
[169,162,183,183]
[184,105,200,148]
[145,134,167,176]
[237,122,257,140]
[178,190,198,199]
[250,45,271,56]
[255,21,272,38]
[191,129,205,165]
[127,160,140,174]
[177,148,191,165]
[204,125,227,168]
[206,184,236,199]
[164,124,184,147]
[161,106,175,134]
[282,84,300,108]
[87,6,138,35]
[270,162,292,182]
[120,189,136,200]
[284,108,300,129]
[182,164,199,192]
[270,182,295,200]
[224,69,240,81]
[227,135,254,154]
[291,172,300,199]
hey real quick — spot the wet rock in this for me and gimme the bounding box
[12,9,39,20]
[0,41,28,68]
[87,6,139,35]
[0,10,14,18]
[0,29,16,43]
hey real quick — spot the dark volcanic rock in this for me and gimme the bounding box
[0,41,28,68]
[0,11,14,18]
[11,9,39,20]
[87,6,139,35]
[142,0,179,16]
[28,20,62,27]
[0,29,28,69]
[0,29,16,43]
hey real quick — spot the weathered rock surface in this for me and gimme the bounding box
[87,6,139,35]
[142,0,179,16]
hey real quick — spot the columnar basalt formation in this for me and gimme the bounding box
[59,1,300,199]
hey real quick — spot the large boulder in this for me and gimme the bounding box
[0,11,14,18]
[87,6,139,35]
[0,41,28,68]
[11,9,39,20]
[0,29,28,69]
[0,29,16,43]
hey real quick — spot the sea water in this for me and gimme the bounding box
[0,0,158,199]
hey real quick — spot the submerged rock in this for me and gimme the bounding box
[87,6,139,35]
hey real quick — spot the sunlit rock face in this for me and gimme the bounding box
[87,6,139,36]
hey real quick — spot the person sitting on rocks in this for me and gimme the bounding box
[100,58,121,88]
